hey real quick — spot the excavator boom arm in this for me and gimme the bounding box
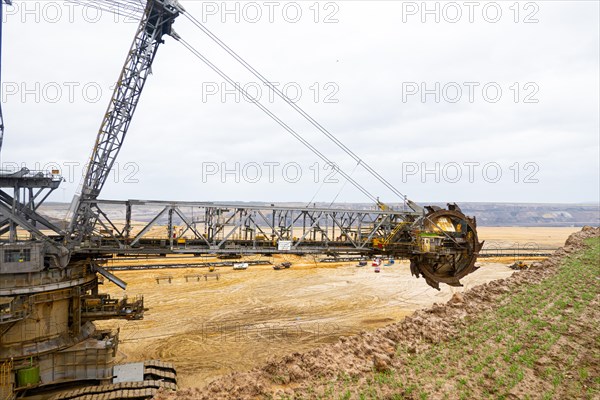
[69,0,182,244]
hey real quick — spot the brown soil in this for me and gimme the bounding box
[98,256,514,388]
[153,226,599,399]
[96,228,581,389]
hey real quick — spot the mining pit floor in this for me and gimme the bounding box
[96,227,580,388]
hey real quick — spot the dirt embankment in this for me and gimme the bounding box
[157,227,600,399]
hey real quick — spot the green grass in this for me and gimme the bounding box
[308,236,600,399]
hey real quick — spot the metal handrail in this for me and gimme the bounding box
[0,168,62,180]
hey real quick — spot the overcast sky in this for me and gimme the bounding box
[1,0,598,205]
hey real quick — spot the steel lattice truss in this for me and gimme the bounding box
[69,0,181,244]
[0,172,63,236]
[76,199,420,256]
[0,0,482,290]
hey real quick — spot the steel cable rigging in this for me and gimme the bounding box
[178,37,380,204]
[57,0,414,209]
[181,11,413,207]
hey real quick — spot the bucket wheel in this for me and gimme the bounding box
[409,204,484,290]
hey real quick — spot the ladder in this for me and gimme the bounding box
[0,358,14,400]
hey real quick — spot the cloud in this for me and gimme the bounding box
[1,0,598,204]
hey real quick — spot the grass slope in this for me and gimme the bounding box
[310,237,600,400]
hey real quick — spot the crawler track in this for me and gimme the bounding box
[52,361,176,400]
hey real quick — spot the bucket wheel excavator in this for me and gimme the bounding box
[0,0,483,398]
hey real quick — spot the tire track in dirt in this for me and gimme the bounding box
[155,227,599,399]
[96,248,525,389]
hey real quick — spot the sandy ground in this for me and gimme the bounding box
[96,227,581,388]
[477,226,578,247]
[155,227,598,400]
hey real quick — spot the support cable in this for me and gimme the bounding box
[329,160,361,207]
[178,37,379,204]
[182,11,410,205]
[305,175,328,208]
[65,0,144,20]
